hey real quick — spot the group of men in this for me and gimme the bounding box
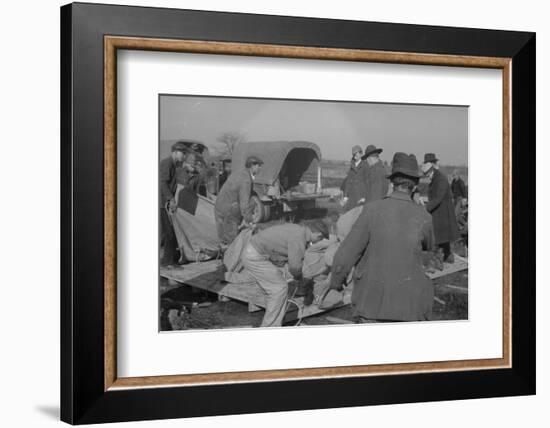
[160,140,465,327]
[341,145,461,264]
[340,144,389,211]
[329,147,462,323]
[211,153,330,327]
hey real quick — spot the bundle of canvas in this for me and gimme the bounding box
[336,205,363,242]
[170,197,221,262]
[302,237,337,279]
[223,227,254,274]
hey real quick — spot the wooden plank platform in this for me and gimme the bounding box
[160,260,351,321]
[160,254,467,322]
[427,254,468,280]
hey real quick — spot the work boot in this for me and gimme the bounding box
[444,253,455,264]
[294,278,313,297]
[303,284,314,306]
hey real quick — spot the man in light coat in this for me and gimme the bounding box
[214,156,263,245]
[241,220,328,327]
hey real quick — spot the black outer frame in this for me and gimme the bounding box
[60,2,535,424]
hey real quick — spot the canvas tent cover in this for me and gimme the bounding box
[232,141,321,187]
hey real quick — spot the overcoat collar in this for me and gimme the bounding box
[387,190,413,202]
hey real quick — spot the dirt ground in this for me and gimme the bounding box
[160,249,468,331]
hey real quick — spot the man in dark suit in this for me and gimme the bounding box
[340,145,367,212]
[159,142,186,267]
[362,144,389,204]
[451,170,468,216]
[422,153,459,263]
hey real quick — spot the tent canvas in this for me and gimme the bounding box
[232,141,321,187]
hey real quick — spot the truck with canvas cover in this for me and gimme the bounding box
[231,141,328,222]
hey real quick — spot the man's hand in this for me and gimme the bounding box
[168,198,177,213]
[329,278,344,292]
[357,197,366,204]
[339,196,348,207]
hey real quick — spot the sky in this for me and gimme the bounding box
[160,95,468,166]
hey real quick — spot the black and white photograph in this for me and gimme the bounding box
[159,95,469,331]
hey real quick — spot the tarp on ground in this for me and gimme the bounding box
[170,196,220,262]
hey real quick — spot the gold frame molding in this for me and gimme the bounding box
[104,35,512,391]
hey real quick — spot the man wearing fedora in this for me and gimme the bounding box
[362,144,389,204]
[159,141,187,267]
[340,145,367,212]
[329,153,435,322]
[421,153,459,263]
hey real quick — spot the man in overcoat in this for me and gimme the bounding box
[422,153,459,262]
[214,155,263,245]
[362,144,389,204]
[159,142,186,266]
[329,152,435,322]
[340,145,367,212]
[451,170,468,216]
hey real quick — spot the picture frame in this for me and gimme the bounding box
[60,2,535,424]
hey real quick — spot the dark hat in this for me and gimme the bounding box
[387,152,421,179]
[351,145,363,155]
[423,153,439,163]
[171,141,189,153]
[245,155,264,168]
[361,144,383,159]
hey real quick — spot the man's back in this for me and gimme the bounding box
[251,224,307,277]
[331,191,434,320]
[215,169,252,216]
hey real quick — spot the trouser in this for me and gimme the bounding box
[241,243,288,327]
[439,242,452,261]
[215,212,241,245]
[160,208,178,266]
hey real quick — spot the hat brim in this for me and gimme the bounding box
[361,148,383,159]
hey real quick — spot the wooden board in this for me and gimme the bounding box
[160,254,467,322]
[427,254,468,279]
[160,261,351,321]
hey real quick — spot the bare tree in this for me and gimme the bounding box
[216,131,246,157]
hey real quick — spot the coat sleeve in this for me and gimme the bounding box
[287,235,306,278]
[421,216,436,251]
[366,166,388,203]
[340,174,348,195]
[330,206,371,288]
[426,174,447,213]
[159,160,174,204]
[239,174,253,221]
[459,180,467,198]
[355,165,369,201]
